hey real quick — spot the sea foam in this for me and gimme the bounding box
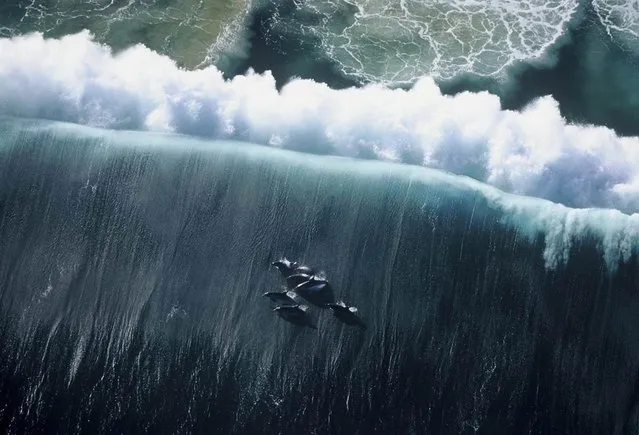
[1,31,639,213]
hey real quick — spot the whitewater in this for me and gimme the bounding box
[2,31,639,213]
[2,6,639,434]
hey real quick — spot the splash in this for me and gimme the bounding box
[1,31,639,212]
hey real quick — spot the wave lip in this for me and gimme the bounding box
[2,31,639,213]
[2,116,638,272]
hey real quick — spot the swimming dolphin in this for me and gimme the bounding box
[294,265,315,275]
[272,258,298,278]
[273,305,316,329]
[326,301,366,328]
[262,290,297,305]
[292,276,335,308]
[285,273,313,289]
[272,258,316,279]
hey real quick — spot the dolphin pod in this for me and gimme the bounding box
[265,258,365,330]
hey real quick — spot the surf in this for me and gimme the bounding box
[2,32,639,213]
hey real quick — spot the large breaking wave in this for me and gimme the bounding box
[0,118,638,434]
[1,31,639,212]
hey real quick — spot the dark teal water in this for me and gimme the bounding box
[1,2,639,433]
[0,118,638,434]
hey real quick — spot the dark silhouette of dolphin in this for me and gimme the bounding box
[272,258,316,279]
[272,258,298,278]
[273,305,316,329]
[292,276,335,308]
[262,290,297,305]
[286,273,313,289]
[326,301,366,328]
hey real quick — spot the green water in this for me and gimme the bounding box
[0,0,249,68]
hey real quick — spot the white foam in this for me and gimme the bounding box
[2,31,639,213]
[271,0,579,84]
[593,0,639,48]
[489,192,639,270]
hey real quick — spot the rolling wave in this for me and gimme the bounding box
[1,117,638,433]
[2,31,639,212]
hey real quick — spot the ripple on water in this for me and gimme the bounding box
[269,0,580,85]
[593,0,639,49]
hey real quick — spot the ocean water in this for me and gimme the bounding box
[1,1,639,434]
[0,0,252,68]
[262,0,581,84]
[245,1,639,135]
[1,117,638,434]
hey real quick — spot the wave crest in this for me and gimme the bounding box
[2,31,639,212]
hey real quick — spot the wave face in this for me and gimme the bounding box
[2,32,639,213]
[0,118,638,434]
[0,0,251,68]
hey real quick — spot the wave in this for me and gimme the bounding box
[2,116,639,434]
[2,31,639,213]
[4,116,638,271]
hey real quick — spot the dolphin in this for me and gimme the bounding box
[292,276,335,308]
[262,290,297,305]
[273,305,317,329]
[326,301,366,328]
[272,258,316,279]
